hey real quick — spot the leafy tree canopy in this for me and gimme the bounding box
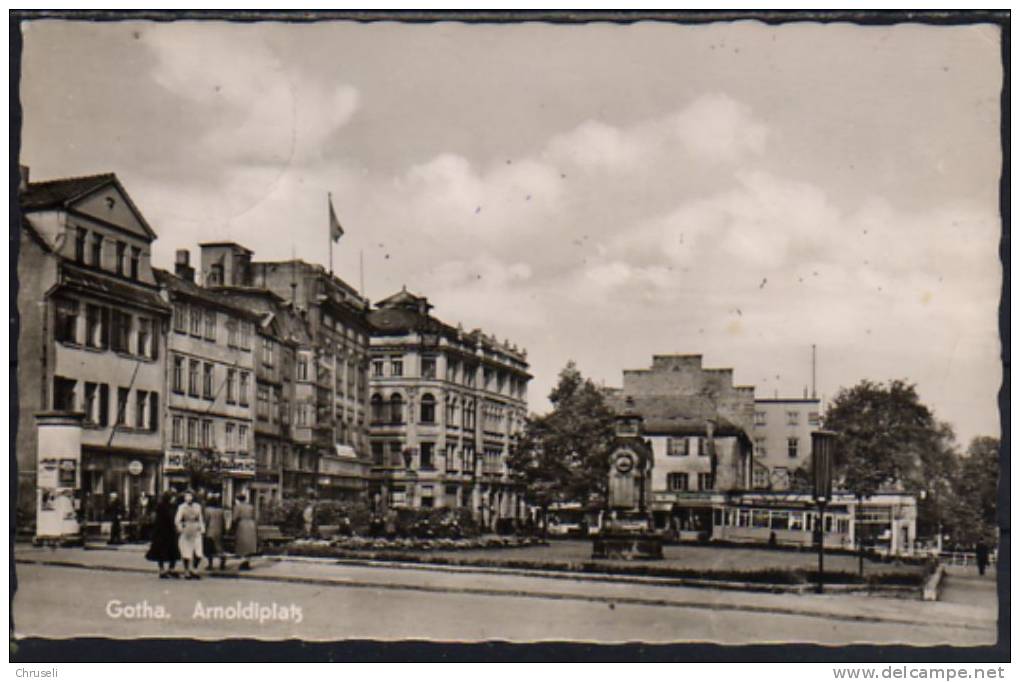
[823,379,944,499]
[508,361,617,509]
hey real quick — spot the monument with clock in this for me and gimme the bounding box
[592,399,664,560]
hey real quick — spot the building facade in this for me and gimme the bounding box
[17,172,171,525]
[750,397,823,491]
[155,257,259,503]
[199,244,374,501]
[607,355,917,554]
[206,283,306,507]
[366,289,530,527]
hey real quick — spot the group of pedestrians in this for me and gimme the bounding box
[144,488,258,580]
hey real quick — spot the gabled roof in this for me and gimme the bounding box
[20,216,53,254]
[19,172,158,240]
[375,286,431,311]
[605,393,748,438]
[19,173,116,210]
[153,268,261,320]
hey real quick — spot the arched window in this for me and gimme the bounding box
[390,394,404,425]
[420,393,436,424]
[371,394,384,424]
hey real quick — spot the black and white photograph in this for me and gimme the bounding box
[9,10,1007,663]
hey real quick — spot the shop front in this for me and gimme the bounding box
[652,491,724,541]
[81,447,160,526]
[162,449,255,505]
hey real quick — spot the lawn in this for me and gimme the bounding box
[413,540,922,577]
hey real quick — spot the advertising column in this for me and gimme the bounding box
[35,411,84,542]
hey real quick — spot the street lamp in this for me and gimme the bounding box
[811,430,837,594]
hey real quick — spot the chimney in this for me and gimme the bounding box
[18,165,29,192]
[175,249,195,282]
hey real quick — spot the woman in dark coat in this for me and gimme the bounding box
[145,491,181,578]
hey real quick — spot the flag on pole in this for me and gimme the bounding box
[329,193,344,242]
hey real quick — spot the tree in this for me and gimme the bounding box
[946,436,1000,548]
[508,362,617,531]
[823,379,946,573]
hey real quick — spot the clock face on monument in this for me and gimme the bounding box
[613,450,636,474]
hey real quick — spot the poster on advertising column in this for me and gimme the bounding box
[35,413,83,541]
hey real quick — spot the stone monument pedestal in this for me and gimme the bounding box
[592,531,664,560]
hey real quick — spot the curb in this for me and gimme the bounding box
[14,556,988,633]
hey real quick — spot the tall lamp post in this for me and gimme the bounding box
[811,430,837,594]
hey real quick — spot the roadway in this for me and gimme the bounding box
[11,546,998,645]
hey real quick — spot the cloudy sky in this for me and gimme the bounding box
[18,19,1003,444]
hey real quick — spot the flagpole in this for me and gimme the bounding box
[328,192,334,276]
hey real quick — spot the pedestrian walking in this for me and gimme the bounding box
[145,491,181,579]
[107,492,124,545]
[175,489,205,579]
[976,541,990,576]
[204,493,227,571]
[232,492,258,570]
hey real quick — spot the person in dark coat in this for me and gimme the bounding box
[976,541,990,576]
[232,493,258,570]
[204,493,227,571]
[145,491,181,578]
[107,492,124,545]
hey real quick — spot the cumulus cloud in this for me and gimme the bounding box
[145,24,360,166]
[545,92,768,174]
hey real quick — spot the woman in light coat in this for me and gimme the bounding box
[232,493,258,570]
[175,489,205,579]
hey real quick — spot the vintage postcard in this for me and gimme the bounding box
[10,11,1006,662]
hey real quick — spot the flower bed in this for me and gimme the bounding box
[265,539,929,591]
[276,535,545,553]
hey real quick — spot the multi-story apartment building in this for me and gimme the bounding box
[197,243,373,501]
[208,283,307,505]
[16,171,171,524]
[366,288,530,528]
[750,397,823,491]
[154,254,260,503]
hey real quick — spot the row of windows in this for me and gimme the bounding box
[753,437,802,458]
[255,440,293,470]
[54,298,159,360]
[754,410,822,427]
[371,355,527,398]
[718,508,850,534]
[665,472,715,492]
[666,437,711,457]
[255,385,290,426]
[171,355,249,406]
[73,227,142,280]
[52,376,159,431]
[370,393,486,430]
[173,302,253,350]
[370,440,484,472]
[319,312,367,346]
[170,415,249,452]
